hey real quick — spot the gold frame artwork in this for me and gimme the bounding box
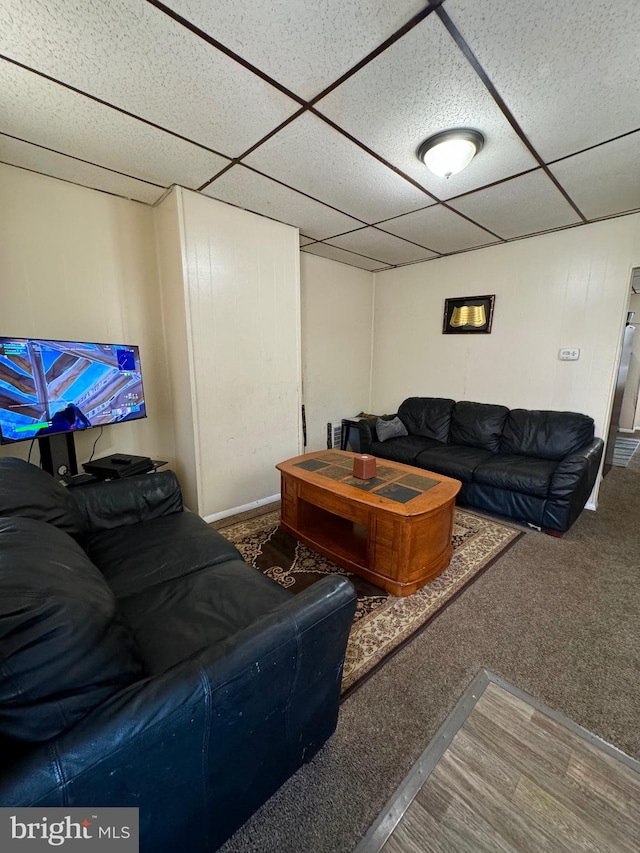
[443,294,495,334]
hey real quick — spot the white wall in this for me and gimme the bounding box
[0,164,175,467]
[625,291,640,430]
[153,188,198,508]
[372,215,640,500]
[168,189,302,519]
[300,253,374,451]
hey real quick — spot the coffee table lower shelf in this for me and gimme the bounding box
[279,479,457,597]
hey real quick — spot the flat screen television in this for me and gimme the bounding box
[0,337,146,474]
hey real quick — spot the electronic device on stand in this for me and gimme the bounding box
[0,336,148,477]
[83,453,156,480]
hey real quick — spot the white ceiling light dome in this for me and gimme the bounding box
[417,129,484,178]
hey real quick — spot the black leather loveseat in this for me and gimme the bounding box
[359,397,604,533]
[0,458,356,851]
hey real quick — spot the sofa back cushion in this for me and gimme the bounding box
[0,457,84,538]
[450,401,509,452]
[0,517,143,743]
[398,397,455,442]
[501,409,595,460]
[71,470,184,533]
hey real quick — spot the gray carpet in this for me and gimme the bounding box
[220,453,640,853]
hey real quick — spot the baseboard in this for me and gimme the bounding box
[585,499,597,511]
[203,493,280,524]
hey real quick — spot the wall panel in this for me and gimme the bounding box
[0,164,175,468]
[372,215,640,504]
[179,191,301,518]
[300,253,374,451]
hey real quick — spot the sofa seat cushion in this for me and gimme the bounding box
[474,455,558,498]
[370,435,442,465]
[465,483,546,527]
[0,457,84,537]
[450,401,509,452]
[501,409,595,460]
[397,397,455,442]
[0,517,143,743]
[415,445,494,482]
[86,511,243,599]
[118,560,292,675]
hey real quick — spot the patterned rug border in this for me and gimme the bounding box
[340,524,523,701]
[219,508,524,701]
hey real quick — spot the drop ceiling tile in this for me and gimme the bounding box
[380,205,500,255]
[300,235,315,247]
[0,62,229,189]
[316,14,537,201]
[447,0,640,162]
[0,0,299,156]
[549,134,640,220]
[329,228,438,265]
[301,243,388,272]
[245,112,434,222]
[448,170,581,239]
[162,0,426,101]
[203,165,365,240]
[0,135,164,204]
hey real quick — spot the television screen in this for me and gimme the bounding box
[0,337,146,444]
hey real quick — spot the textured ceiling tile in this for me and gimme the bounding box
[549,134,640,220]
[0,135,165,204]
[380,205,500,254]
[245,112,434,222]
[0,0,299,156]
[162,0,426,100]
[203,164,365,240]
[448,170,581,239]
[301,243,388,271]
[299,235,315,247]
[316,14,537,200]
[329,227,438,264]
[0,62,229,189]
[447,0,640,161]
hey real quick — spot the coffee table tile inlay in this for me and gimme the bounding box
[276,450,462,596]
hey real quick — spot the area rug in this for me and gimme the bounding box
[218,508,523,696]
[612,436,640,467]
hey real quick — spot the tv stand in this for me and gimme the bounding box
[37,433,166,483]
[38,433,78,476]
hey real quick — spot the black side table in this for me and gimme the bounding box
[340,414,379,451]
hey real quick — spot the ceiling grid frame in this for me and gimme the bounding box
[0,0,638,270]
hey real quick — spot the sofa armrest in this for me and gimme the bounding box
[543,438,604,532]
[0,575,356,851]
[358,417,381,453]
[71,470,183,533]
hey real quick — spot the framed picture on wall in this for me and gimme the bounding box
[443,294,495,334]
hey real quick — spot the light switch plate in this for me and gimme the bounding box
[559,348,580,360]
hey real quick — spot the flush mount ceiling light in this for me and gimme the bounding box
[417,128,484,178]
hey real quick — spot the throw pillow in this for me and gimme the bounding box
[0,517,144,743]
[376,416,409,442]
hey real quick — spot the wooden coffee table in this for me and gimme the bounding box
[276,450,461,597]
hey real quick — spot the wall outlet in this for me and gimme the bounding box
[559,348,580,360]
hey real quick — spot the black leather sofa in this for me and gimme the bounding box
[0,458,356,851]
[359,398,604,533]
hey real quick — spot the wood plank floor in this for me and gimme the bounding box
[358,674,640,853]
